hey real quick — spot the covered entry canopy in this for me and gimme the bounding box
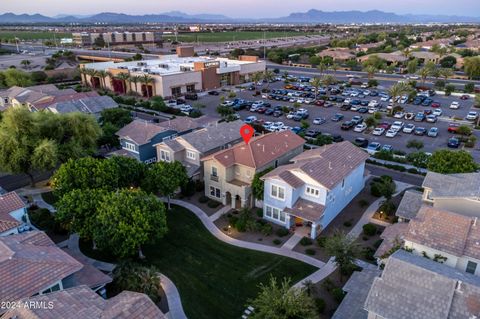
[284,198,325,223]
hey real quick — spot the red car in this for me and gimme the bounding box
[431,102,441,108]
[256,107,267,114]
[423,109,433,115]
[378,121,391,130]
[315,100,325,106]
[460,95,470,100]
[448,123,460,133]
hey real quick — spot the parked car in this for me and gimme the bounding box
[382,145,393,152]
[404,112,415,120]
[331,113,344,122]
[414,113,426,122]
[432,109,443,117]
[180,105,193,114]
[391,121,404,131]
[450,101,460,109]
[460,95,470,100]
[372,127,385,136]
[426,115,437,123]
[208,90,220,95]
[185,92,198,100]
[367,142,382,154]
[394,112,405,119]
[273,110,283,117]
[341,121,355,130]
[448,137,460,148]
[466,111,478,121]
[244,116,257,124]
[414,127,427,136]
[428,127,438,137]
[305,130,321,138]
[431,101,441,108]
[353,137,369,148]
[447,123,460,133]
[313,117,326,125]
[385,128,398,138]
[403,123,416,134]
[354,123,367,132]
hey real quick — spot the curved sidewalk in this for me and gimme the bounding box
[160,274,188,319]
[166,198,325,269]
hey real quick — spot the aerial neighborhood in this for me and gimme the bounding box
[1,1,480,319]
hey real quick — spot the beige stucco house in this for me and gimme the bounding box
[201,131,305,209]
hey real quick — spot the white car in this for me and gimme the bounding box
[180,105,193,114]
[354,123,367,132]
[244,116,257,124]
[350,91,360,97]
[403,123,415,133]
[400,96,408,104]
[286,112,296,119]
[368,107,379,114]
[251,101,264,108]
[391,121,404,131]
[372,127,385,136]
[380,95,390,102]
[385,128,398,138]
[450,101,460,109]
[363,90,371,96]
[432,109,443,116]
[350,105,361,111]
[263,121,274,131]
[466,111,478,120]
[394,112,405,119]
[296,98,305,104]
[261,94,269,99]
[368,100,379,107]
[221,100,235,107]
[313,117,326,125]
[344,98,352,104]
[304,98,314,104]
[270,122,285,131]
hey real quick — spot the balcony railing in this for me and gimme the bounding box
[210,175,219,182]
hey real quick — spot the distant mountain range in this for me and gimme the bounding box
[0,10,479,24]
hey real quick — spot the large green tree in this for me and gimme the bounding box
[324,230,360,279]
[427,150,478,174]
[464,56,480,79]
[94,189,168,258]
[249,277,318,319]
[142,161,188,209]
[3,68,33,87]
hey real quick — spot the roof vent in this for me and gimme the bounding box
[456,281,463,293]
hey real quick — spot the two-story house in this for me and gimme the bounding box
[113,119,178,164]
[0,191,29,236]
[155,120,244,179]
[201,130,305,209]
[261,142,369,238]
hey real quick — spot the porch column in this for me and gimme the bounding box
[310,222,317,238]
[285,214,292,230]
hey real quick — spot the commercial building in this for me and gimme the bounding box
[73,31,162,47]
[81,47,266,99]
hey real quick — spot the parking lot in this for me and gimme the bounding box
[195,77,480,161]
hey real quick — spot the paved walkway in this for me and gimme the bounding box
[292,257,337,289]
[160,274,188,319]
[16,186,51,197]
[209,206,231,222]
[32,193,56,212]
[282,233,303,250]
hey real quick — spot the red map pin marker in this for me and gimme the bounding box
[240,124,254,144]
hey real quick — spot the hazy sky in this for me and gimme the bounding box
[2,0,480,18]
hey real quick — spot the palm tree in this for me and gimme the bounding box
[282,70,289,79]
[129,75,141,95]
[330,62,340,76]
[321,74,337,86]
[417,67,432,86]
[114,73,131,94]
[388,82,411,116]
[317,61,328,77]
[439,68,454,81]
[139,74,155,98]
[83,68,98,88]
[364,65,377,80]
[20,59,31,69]
[263,70,275,90]
[251,72,263,93]
[402,47,411,58]
[311,77,322,100]
[96,70,108,89]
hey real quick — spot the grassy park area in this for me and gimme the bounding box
[0,31,72,41]
[163,31,316,43]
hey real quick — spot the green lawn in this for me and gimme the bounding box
[163,31,317,43]
[81,206,317,319]
[0,31,72,41]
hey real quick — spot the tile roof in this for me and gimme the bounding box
[284,198,325,222]
[0,231,83,303]
[1,285,166,319]
[374,222,409,259]
[365,250,480,319]
[395,190,423,220]
[173,120,244,154]
[61,248,112,289]
[0,192,26,233]
[49,95,118,115]
[33,91,99,110]
[422,171,480,199]
[332,268,381,319]
[263,141,368,190]
[202,130,305,169]
[116,120,168,145]
[163,139,184,152]
[157,115,219,134]
[405,206,480,260]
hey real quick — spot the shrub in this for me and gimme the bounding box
[228,215,239,227]
[407,139,424,149]
[445,84,455,96]
[331,287,346,303]
[255,208,263,218]
[465,82,475,93]
[363,247,376,261]
[236,219,247,232]
[363,223,377,236]
[322,278,335,292]
[246,219,260,232]
[305,248,316,255]
[228,92,237,98]
[273,239,281,245]
[317,236,326,248]
[180,180,195,197]
[378,200,396,216]
[275,228,289,237]
[29,208,55,231]
[261,223,273,236]
[300,237,313,246]
[315,298,326,314]
[198,195,209,203]
[207,200,221,208]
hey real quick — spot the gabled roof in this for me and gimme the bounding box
[395,190,423,220]
[374,222,409,259]
[49,95,118,115]
[202,130,305,169]
[422,171,480,199]
[0,231,83,302]
[116,120,168,145]
[2,285,166,319]
[284,198,325,222]
[0,192,26,233]
[404,206,480,260]
[365,250,480,319]
[263,142,368,190]
[156,116,218,133]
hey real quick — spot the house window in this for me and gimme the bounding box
[305,186,320,197]
[186,150,196,160]
[171,87,182,96]
[186,84,196,93]
[466,261,478,274]
[210,186,221,198]
[265,205,285,222]
[160,150,171,162]
[125,142,136,152]
[211,166,218,177]
[271,185,285,200]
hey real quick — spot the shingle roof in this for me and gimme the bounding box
[374,222,409,259]
[395,190,423,220]
[422,171,480,199]
[405,206,480,260]
[0,192,26,233]
[116,120,168,145]
[284,198,325,222]
[176,120,244,154]
[203,130,305,169]
[1,285,166,319]
[332,268,381,319]
[364,250,480,319]
[50,95,118,115]
[0,231,83,303]
[263,142,369,190]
